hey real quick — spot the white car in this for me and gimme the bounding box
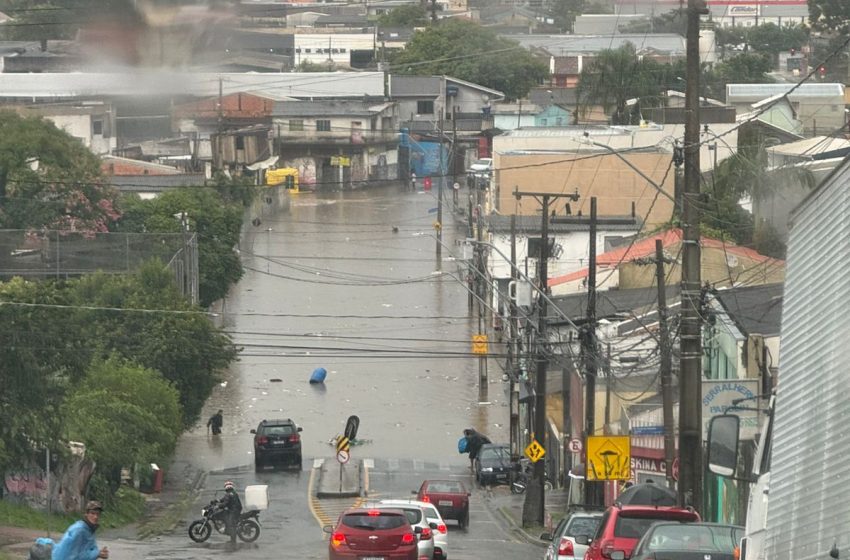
[379,498,449,560]
[542,511,603,560]
[468,158,493,174]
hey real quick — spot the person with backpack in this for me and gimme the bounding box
[463,428,491,471]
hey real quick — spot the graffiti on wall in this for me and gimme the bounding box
[3,456,96,514]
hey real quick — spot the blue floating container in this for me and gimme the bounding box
[309,367,327,384]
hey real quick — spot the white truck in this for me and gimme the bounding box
[706,157,850,560]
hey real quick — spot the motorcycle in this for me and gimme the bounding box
[188,500,262,543]
[510,458,554,494]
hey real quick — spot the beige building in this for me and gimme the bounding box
[494,148,676,228]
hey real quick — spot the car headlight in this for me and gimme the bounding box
[481,467,493,472]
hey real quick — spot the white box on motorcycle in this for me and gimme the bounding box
[244,485,269,511]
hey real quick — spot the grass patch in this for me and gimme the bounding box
[0,550,13,560]
[99,486,146,529]
[0,500,77,534]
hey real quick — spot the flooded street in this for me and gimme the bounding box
[183,184,509,470]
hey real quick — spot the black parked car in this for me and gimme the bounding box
[628,522,744,560]
[474,443,512,486]
[251,418,302,471]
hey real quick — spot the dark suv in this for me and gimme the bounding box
[251,419,302,471]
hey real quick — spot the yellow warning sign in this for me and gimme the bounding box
[586,436,631,481]
[472,334,488,355]
[336,436,350,453]
[524,440,546,463]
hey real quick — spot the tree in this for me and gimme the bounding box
[0,1,141,42]
[746,23,808,59]
[576,44,677,124]
[390,20,548,100]
[378,5,428,27]
[703,53,774,100]
[809,0,850,34]
[114,188,243,307]
[0,111,121,233]
[63,356,182,487]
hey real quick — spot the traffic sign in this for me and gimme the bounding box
[344,415,360,441]
[586,436,631,481]
[672,457,680,482]
[336,449,350,464]
[472,334,488,355]
[336,436,350,453]
[568,438,583,453]
[524,439,546,463]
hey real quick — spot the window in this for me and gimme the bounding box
[340,48,347,53]
[92,120,103,135]
[527,238,555,259]
[316,120,331,132]
[289,120,304,131]
[417,100,434,115]
[235,136,245,150]
[305,48,312,53]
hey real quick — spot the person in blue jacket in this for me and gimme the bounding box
[52,501,109,560]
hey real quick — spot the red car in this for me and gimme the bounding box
[579,504,701,560]
[415,480,470,530]
[324,507,419,560]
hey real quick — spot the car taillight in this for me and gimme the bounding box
[331,532,345,548]
[558,537,574,556]
[420,496,430,503]
[420,527,432,540]
[257,436,268,445]
[436,523,447,534]
[288,434,300,443]
[401,533,416,545]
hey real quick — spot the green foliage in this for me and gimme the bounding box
[576,44,678,124]
[808,0,850,33]
[811,35,850,82]
[745,24,808,58]
[67,264,238,422]
[0,278,73,472]
[703,53,774,100]
[297,60,336,72]
[378,5,428,27]
[63,356,182,485]
[0,493,77,531]
[0,111,120,233]
[114,188,244,307]
[390,20,548,100]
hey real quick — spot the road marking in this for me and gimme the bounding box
[363,458,375,470]
[439,461,451,471]
[307,463,365,529]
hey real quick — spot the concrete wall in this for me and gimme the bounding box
[495,151,677,228]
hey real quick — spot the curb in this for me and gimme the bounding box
[315,460,362,499]
[492,504,550,549]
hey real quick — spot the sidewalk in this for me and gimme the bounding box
[0,461,206,558]
[483,485,570,548]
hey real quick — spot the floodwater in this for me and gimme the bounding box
[183,184,509,470]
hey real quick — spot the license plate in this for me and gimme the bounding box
[495,473,507,479]
[272,441,286,446]
[360,557,385,560]
[438,500,453,506]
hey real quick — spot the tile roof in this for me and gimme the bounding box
[548,229,784,287]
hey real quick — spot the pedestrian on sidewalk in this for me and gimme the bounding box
[207,409,223,435]
[463,428,491,471]
[51,501,109,560]
[410,172,417,192]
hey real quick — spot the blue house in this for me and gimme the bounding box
[534,104,572,127]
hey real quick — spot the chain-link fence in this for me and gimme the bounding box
[0,230,199,304]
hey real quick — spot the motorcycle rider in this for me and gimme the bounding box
[217,481,242,544]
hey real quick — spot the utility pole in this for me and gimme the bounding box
[679,0,706,513]
[468,193,474,312]
[583,197,603,506]
[509,214,520,463]
[655,239,676,485]
[430,0,437,23]
[476,180,488,404]
[451,105,458,211]
[437,114,443,264]
[515,188,580,527]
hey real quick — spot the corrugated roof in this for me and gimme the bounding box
[506,33,687,56]
[727,82,845,100]
[550,285,680,322]
[768,136,850,157]
[0,72,385,99]
[715,283,784,337]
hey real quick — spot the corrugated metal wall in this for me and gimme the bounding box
[766,159,850,560]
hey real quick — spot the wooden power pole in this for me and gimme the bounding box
[679,0,706,512]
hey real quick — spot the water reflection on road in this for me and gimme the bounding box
[186,185,509,470]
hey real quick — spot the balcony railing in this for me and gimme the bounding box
[274,130,399,145]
